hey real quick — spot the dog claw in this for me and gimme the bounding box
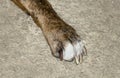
[75,56,79,65]
[83,46,87,56]
[80,54,83,64]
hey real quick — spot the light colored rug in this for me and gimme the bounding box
[0,0,120,78]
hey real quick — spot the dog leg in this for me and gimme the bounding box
[11,0,87,64]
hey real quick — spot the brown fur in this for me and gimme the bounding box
[11,0,81,60]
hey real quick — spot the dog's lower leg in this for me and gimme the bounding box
[11,0,86,64]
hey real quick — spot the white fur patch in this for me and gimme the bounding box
[74,41,84,56]
[63,43,75,61]
[63,41,84,61]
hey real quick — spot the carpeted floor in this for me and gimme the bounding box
[0,0,120,78]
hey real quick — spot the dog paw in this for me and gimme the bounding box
[63,40,87,64]
[44,25,87,64]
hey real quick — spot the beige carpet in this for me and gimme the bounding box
[0,0,120,78]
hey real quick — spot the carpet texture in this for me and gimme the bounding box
[0,0,120,78]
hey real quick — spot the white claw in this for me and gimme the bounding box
[80,54,83,63]
[83,46,87,56]
[75,56,79,65]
